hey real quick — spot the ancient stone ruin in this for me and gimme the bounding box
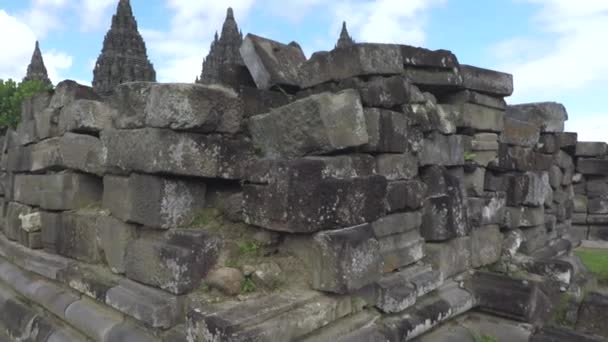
[23,41,52,87]
[1,4,608,342]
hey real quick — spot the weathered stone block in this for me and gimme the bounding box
[58,99,116,134]
[576,292,608,337]
[465,167,485,196]
[441,90,507,111]
[471,225,503,268]
[375,153,418,180]
[467,194,506,227]
[379,230,424,273]
[519,225,548,254]
[576,142,607,157]
[102,128,254,179]
[363,108,417,153]
[501,117,540,147]
[459,103,505,132]
[403,67,464,92]
[460,65,513,96]
[103,174,206,229]
[111,82,243,133]
[14,173,102,211]
[507,172,551,207]
[586,178,608,198]
[471,133,499,151]
[588,197,608,214]
[51,211,105,263]
[419,133,465,166]
[4,202,36,241]
[385,180,426,212]
[244,159,386,233]
[240,34,306,89]
[426,237,471,279]
[64,299,123,342]
[400,45,459,69]
[300,43,403,88]
[503,206,545,229]
[405,100,459,135]
[249,90,368,158]
[125,229,220,295]
[506,102,568,133]
[577,158,608,175]
[358,76,424,108]
[494,144,550,172]
[371,212,422,238]
[97,216,137,274]
[30,133,105,175]
[375,273,417,313]
[288,224,382,294]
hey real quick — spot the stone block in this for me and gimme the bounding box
[58,99,116,134]
[30,133,105,175]
[384,180,426,212]
[106,279,185,329]
[4,202,36,241]
[464,167,485,196]
[506,102,567,133]
[471,133,499,151]
[588,226,608,241]
[64,299,123,342]
[50,80,100,109]
[441,90,507,111]
[111,82,243,134]
[103,173,206,229]
[494,144,550,172]
[503,206,545,229]
[375,273,417,313]
[586,178,608,198]
[34,107,61,140]
[240,86,291,118]
[240,34,306,89]
[97,216,137,274]
[471,225,503,268]
[467,194,506,227]
[125,229,220,295]
[358,76,424,108]
[102,128,255,180]
[576,142,607,157]
[371,212,422,238]
[460,64,513,96]
[6,145,32,172]
[400,45,459,69]
[249,90,368,158]
[426,237,472,280]
[375,153,418,180]
[288,224,382,294]
[519,225,548,254]
[577,158,608,175]
[244,159,386,233]
[419,133,465,166]
[379,230,424,273]
[49,211,105,263]
[403,67,463,92]
[530,326,605,342]
[405,100,459,135]
[588,197,608,214]
[507,172,551,207]
[20,90,52,122]
[14,173,102,211]
[548,165,563,189]
[362,108,417,153]
[501,117,540,147]
[459,103,505,132]
[300,43,403,88]
[576,292,608,337]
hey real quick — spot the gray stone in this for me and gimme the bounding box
[363,108,417,153]
[379,230,424,273]
[506,102,568,133]
[467,194,506,227]
[50,210,105,263]
[111,82,243,134]
[30,133,105,175]
[125,229,220,295]
[303,155,376,179]
[371,212,422,238]
[576,142,607,157]
[97,215,137,274]
[501,117,540,147]
[206,267,244,296]
[249,90,368,158]
[4,202,36,241]
[585,178,608,198]
[471,133,499,151]
[548,165,563,189]
[588,226,608,241]
[507,172,551,207]
[252,262,285,290]
[503,206,545,229]
[14,173,102,211]
[300,43,403,88]
[530,326,605,342]
[459,103,505,132]
[64,299,124,342]
[419,133,465,166]
[441,90,507,110]
[426,237,472,280]
[58,99,116,134]
[240,34,306,89]
[405,100,459,135]
[588,197,608,214]
[106,323,158,342]
[577,158,608,175]
[106,279,185,329]
[519,225,548,254]
[103,173,206,229]
[375,273,417,313]
[403,67,464,91]
[588,215,608,225]
[575,292,608,337]
[465,167,485,196]
[385,180,427,212]
[358,76,424,108]
[400,45,459,69]
[102,128,255,180]
[471,225,503,268]
[460,64,513,96]
[494,144,548,172]
[375,153,418,180]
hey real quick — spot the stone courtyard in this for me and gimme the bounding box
[1,0,608,341]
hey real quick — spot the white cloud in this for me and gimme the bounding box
[0,10,37,80]
[566,112,608,143]
[493,0,608,102]
[79,0,116,32]
[43,50,73,84]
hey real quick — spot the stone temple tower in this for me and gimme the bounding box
[197,7,245,86]
[23,41,52,86]
[92,0,156,94]
[335,21,355,49]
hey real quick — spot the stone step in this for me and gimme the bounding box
[381,281,476,341]
[0,234,186,333]
[297,310,381,342]
[187,290,357,342]
[530,326,606,342]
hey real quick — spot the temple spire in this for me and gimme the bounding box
[198,7,244,86]
[23,41,52,86]
[92,0,156,94]
[336,21,355,49]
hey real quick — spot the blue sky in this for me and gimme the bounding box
[0,0,607,142]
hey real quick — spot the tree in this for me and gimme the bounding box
[0,79,53,129]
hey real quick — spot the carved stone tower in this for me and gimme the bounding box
[23,41,52,86]
[92,0,156,94]
[197,7,244,85]
[335,21,355,49]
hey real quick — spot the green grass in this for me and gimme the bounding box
[241,277,257,294]
[464,152,477,161]
[467,328,498,342]
[551,293,575,328]
[574,248,608,286]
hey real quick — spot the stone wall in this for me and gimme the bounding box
[0,34,605,341]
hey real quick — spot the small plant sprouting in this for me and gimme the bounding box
[464,152,477,161]
[241,277,257,294]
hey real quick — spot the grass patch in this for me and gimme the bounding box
[241,277,257,294]
[551,293,575,328]
[574,248,608,286]
[464,152,477,161]
[226,240,263,268]
[190,208,222,228]
[467,328,498,342]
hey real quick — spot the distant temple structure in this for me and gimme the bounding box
[92,0,156,94]
[335,21,355,49]
[23,41,52,86]
[197,8,246,86]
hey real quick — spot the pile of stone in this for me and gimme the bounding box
[573,141,608,241]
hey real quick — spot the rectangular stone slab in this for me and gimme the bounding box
[506,102,568,133]
[460,64,514,96]
[13,173,102,211]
